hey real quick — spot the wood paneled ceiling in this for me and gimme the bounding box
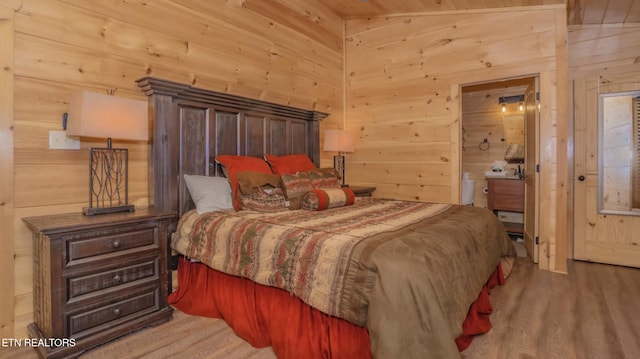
[322,0,640,25]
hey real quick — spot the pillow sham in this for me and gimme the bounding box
[265,153,316,175]
[183,174,234,214]
[280,171,314,210]
[215,155,273,210]
[236,171,282,195]
[240,187,289,212]
[301,187,355,211]
[305,167,341,189]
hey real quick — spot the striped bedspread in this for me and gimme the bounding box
[172,197,516,358]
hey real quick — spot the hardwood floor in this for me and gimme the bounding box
[2,257,639,359]
[463,257,640,359]
[0,311,276,359]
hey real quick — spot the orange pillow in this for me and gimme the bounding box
[215,155,273,210]
[265,154,316,175]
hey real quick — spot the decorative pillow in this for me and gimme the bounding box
[183,174,234,214]
[236,171,281,195]
[301,188,356,211]
[305,168,341,189]
[215,155,273,210]
[280,171,314,210]
[265,153,316,175]
[240,187,289,212]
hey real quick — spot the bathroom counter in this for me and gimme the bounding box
[484,172,524,180]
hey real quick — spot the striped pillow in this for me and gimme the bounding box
[301,188,355,211]
[280,172,314,210]
[240,188,289,212]
[306,168,341,189]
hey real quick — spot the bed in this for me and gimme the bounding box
[137,77,516,358]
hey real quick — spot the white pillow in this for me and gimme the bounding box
[183,174,234,214]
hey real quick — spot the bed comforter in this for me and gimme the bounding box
[172,198,516,358]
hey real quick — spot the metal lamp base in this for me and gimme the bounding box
[84,142,134,216]
[333,154,347,187]
[83,204,135,216]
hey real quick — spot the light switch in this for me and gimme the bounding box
[49,130,81,150]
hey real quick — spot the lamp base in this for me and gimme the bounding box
[83,204,136,216]
[333,154,346,187]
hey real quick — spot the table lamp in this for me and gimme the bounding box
[323,129,354,186]
[67,91,148,215]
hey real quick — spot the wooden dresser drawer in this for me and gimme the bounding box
[67,258,159,302]
[22,209,176,359]
[66,227,157,264]
[67,287,160,339]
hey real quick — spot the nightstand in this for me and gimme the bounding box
[22,209,176,359]
[349,186,376,197]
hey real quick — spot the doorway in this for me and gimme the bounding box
[460,76,539,262]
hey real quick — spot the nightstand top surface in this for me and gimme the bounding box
[22,208,176,234]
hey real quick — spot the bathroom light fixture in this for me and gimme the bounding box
[498,95,525,112]
[519,102,524,111]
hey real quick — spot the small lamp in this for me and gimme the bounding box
[323,129,354,186]
[67,91,148,215]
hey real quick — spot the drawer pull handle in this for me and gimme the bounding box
[113,307,121,316]
[113,275,122,283]
[111,240,121,249]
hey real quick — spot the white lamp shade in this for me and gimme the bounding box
[323,129,354,153]
[67,91,148,141]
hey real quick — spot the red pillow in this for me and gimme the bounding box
[265,154,316,175]
[215,155,273,210]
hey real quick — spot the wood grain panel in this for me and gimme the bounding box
[0,5,15,339]
[370,183,452,203]
[291,120,308,155]
[242,0,342,51]
[321,0,637,27]
[245,115,267,157]
[179,105,208,213]
[348,162,451,186]
[569,26,640,79]
[216,112,241,157]
[47,0,342,109]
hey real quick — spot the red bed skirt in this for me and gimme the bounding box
[168,257,505,358]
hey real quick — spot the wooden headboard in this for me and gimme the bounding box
[136,77,329,216]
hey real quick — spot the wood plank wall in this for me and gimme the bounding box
[5,0,343,337]
[344,6,568,272]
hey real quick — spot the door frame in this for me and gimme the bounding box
[0,5,15,338]
[456,74,540,264]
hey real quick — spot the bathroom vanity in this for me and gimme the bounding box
[487,177,525,234]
